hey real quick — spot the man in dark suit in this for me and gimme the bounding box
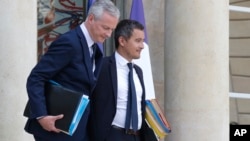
[89,19,150,141]
[23,1,120,141]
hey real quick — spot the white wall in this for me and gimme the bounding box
[0,0,36,140]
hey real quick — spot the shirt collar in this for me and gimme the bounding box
[115,51,134,67]
[80,22,94,47]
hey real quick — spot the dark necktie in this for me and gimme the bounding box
[91,43,97,72]
[125,63,138,132]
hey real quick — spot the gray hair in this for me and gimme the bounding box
[87,0,120,20]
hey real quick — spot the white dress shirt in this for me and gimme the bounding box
[111,52,143,130]
[80,23,96,71]
[80,23,95,55]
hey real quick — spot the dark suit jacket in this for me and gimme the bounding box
[24,26,103,141]
[89,54,149,141]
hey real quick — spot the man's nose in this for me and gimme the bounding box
[106,30,113,37]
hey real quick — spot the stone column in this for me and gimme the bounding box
[164,0,229,141]
[0,1,36,140]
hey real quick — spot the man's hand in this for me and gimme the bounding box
[37,114,64,133]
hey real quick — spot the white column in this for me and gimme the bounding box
[0,1,36,140]
[164,0,229,141]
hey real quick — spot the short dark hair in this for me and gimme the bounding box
[114,19,144,49]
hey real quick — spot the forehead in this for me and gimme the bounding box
[130,29,145,39]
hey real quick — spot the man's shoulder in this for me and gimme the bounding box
[103,54,115,62]
[51,26,82,45]
[61,26,80,37]
[54,26,80,39]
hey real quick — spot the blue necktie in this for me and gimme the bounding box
[125,63,138,132]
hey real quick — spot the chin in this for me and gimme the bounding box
[98,40,105,43]
[100,37,107,42]
[135,56,140,59]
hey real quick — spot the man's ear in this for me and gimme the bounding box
[118,36,126,47]
[87,14,95,23]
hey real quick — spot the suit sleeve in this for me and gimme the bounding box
[26,35,74,118]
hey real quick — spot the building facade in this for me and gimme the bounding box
[0,0,229,141]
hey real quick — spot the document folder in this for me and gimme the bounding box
[145,99,171,139]
[46,81,89,135]
[24,80,89,136]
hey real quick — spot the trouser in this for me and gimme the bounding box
[104,126,141,141]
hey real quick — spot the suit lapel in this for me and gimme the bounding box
[134,65,146,114]
[134,66,144,92]
[76,26,93,82]
[109,55,118,106]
